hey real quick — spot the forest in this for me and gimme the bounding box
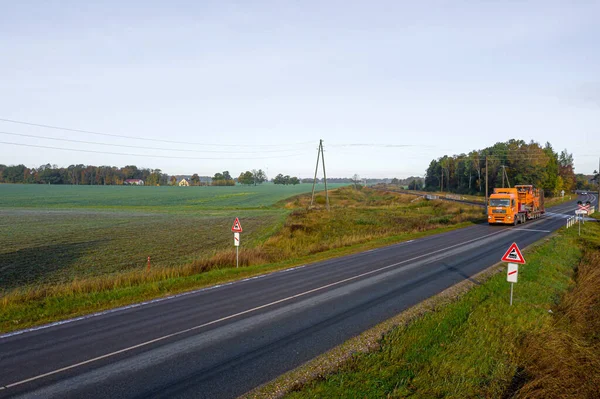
[424,140,594,196]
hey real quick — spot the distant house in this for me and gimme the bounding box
[124,179,144,185]
[178,178,190,187]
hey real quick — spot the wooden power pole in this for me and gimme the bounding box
[485,156,488,214]
[310,139,330,210]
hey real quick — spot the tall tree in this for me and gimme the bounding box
[251,169,266,186]
[558,149,576,192]
[238,171,254,185]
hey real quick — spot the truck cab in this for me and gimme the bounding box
[488,188,520,225]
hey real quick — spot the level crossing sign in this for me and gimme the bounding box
[501,242,526,264]
[231,217,243,233]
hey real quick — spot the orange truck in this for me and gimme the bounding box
[488,185,544,225]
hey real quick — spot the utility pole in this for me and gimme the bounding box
[310,142,321,206]
[485,156,488,214]
[321,141,329,210]
[500,165,510,188]
[310,139,329,210]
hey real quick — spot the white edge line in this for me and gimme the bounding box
[2,227,510,390]
[0,265,305,340]
[513,228,551,233]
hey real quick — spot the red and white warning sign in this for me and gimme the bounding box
[234,232,240,247]
[501,242,525,264]
[231,217,243,233]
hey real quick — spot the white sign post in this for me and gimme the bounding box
[231,218,243,268]
[575,209,588,236]
[507,263,518,305]
[501,242,525,306]
[234,232,240,268]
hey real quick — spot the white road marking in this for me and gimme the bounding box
[1,227,513,390]
[0,265,307,340]
[513,228,551,233]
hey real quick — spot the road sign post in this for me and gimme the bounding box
[507,263,518,305]
[575,209,588,236]
[501,243,525,306]
[231,218,243,268]
[234,232,240,268]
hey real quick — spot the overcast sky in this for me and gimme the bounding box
[1,0,598,178]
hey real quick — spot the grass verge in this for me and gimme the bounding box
[245,216,599,399]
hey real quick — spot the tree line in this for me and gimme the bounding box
[0,164,303,186]
[423,140,593,196]
[0,164,169,185]
[390,176,425,190]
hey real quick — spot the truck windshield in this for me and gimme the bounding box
[490,199,510,207]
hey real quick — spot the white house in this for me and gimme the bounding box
[124,179,144,185]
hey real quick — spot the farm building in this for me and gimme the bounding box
[124,179,144,185]
[178,179,190,187]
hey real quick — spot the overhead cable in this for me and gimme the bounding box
[0,131,304,154]
[0,141,308,160]
[0,118,313,148]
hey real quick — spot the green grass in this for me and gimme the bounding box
[281,219,597,398]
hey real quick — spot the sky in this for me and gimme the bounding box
[1,0,599,179]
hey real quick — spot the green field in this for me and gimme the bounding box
[0,183,344,291]
[0,183,345,211]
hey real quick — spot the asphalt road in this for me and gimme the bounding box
[0,194,597,399]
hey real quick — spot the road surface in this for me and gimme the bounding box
[0,194,596,399]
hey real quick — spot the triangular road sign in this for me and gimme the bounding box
[501,242,525,264]
[231,217,243,233]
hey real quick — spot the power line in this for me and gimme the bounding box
[0,131,305,154]
[0,117,313,148]
[328,143,430,148]
[0,141,309,160]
